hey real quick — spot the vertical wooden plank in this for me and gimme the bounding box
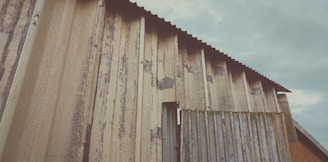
[274,114,292,162]
[176,39,187,109]
[228,68,249,112]
[184,44,206,110]
[140,20,159,162]
[135,15,145,162]
[207,112,217,162]
[233,113,244,161]
[266,114,280,162]
[248,79,268,112]
[257,113,270,162]
[91,8,141,162]
[250,113,262,161]
[181,110,190,162]
[263,113,275,161]
[180,41,191,110]
[156,28,178,162]
[157,30,177,102]
[197,111,208,162]
[190,111,199,162]
[264,86,280,112]
[201,49,210,110]
[215,112,226,161]
[89,6,123,162]
[2,1,102,161]
[240,113,252,162]
[205,54,233,111]
[110,11,140,162]
[223,112,235,161]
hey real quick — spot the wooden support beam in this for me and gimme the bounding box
[201,49,210,110]
[277,94,298,142]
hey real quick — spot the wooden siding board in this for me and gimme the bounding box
[215,112,226,161]
[258,113,271,162]
[240,112,252,162]
[207,112,217,162]
[264,86,279,112]
[184,45,206,110]
[110,11,140,162]
[250,113,262,161]
[266,113,280,162]
[233,113,244,161]
[205,56,233,111]
[248,79,267,112]
[229,69,249,112]
[198,111,208,162]
[156,29,178,162]
[89,6,123,162]
[140,21,159,162]
[2,1,102,161]
[190,111,199,162]
[90,6,141,162]
[182,111,292,162]
[275,114,292,161]
[0,0,36,122]
[223,112,235,161]
[176,41,187,109]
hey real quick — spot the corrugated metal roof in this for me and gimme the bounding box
[111,0,290,92]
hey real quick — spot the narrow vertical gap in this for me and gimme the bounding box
[82,1,105,161]
[162,102,180,162]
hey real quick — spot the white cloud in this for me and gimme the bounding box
[287,89,321,114]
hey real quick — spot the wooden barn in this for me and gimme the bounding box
[0,0,327,161]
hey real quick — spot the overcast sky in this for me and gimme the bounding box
[131,0,328,149]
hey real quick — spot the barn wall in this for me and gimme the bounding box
[0,0,105,161]
[181,111,292,162]
[0,0,302,161]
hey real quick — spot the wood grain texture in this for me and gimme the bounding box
[89,6,141,162]
[0,0,36,121]
[183,43,206,110]
[205,54,233,111]
[182,111,292,162]
[2,1,103,161]
[229,68,249,112]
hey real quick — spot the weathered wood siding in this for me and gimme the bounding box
[0,0,37,121]
[0,0,105,161]
[182,111,292,162]
[0,0,298,161]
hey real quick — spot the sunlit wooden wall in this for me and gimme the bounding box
[0,0,313,162]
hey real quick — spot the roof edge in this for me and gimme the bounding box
[109,0,290,92]
[293,120,328,157]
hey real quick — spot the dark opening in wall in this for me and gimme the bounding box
[162,102,181,162]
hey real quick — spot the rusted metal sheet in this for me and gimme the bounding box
[182,111,292,162]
